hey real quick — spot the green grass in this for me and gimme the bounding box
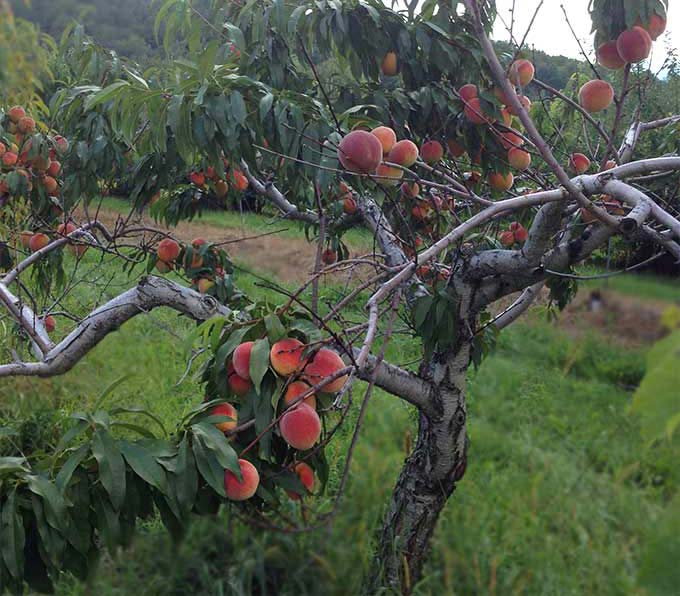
[1,227,679,595]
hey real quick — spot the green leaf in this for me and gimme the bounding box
[0,456,28,475]
[259,92,274,121]
[84,81,129,110]
[56,443,90,492]
[56,419,89,452]
[249,338,271,394]
[174,436,198,513]
[92,430,127,510]
[1,490,25,579]
[119,441,168,491]
[264,314,286,343]
[191,436,226,497]
[26,474,67,531]
[190,422,240,473]
[93,374,134,410]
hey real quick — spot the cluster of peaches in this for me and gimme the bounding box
[212,338,348,501]
[0,105,68,206]
[155,236,228,294]
[187,158,249,199]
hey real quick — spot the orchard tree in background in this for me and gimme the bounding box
[0,0,678,593]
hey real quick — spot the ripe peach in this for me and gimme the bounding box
[43,315,56,333]
[2,152,18,167]
[570,153,591,174]
[514,224,528,243]
[411,201,431,220]
[381,52,398,76]
[157,238,180,263]
[7,106,26,124]
[283,381,317,410]
[640,13,666,40]
[56,222,76,238]
[190,171,205,187]
[337,130,383,174]
[447,138,465,158]
[596,41,625,69]
[507,95,531,116]
[156,260,172,273]
[581,206,598,225]
[578,79,614,113]
[488,171,514,192]
[458,84,478,101]
[189,237,206,268]
[232,341,254,380]
[46,160,60,177]
[224,459,259,501]
[400,181,420,198]
[19,231,32,248]
[387,140,419,167]
[494,85,511,105]
[464,97,487,125]
[303,348,347,393]
[53,135,69,154]
[29,233,50,252]
[342,195,357,214]
[500,108,512,126]
[321,248,337,265]
[508,59,535,87]
[375,163,404,186]
[227,361,252,396]
[197,278,214,293]
[603,160,617,171]
[499,130,524,151]
[420,140,443,165]
[286,462,315,500]
[371,126,397,155]
[339,181,351,194]
[215,179,229,197]
[232,169,249,191]
[17,117,35,134]
[42,176,58,194]
[211,403,238,433]
[499,230,515,247]
[279,403,321,450]
[270,338,306,376]
[616,26,652,64]
[0,142,5,156]
[508,147,531,170]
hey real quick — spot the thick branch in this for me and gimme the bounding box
[0,276,231,378]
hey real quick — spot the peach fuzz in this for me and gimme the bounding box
[570,153,591,174]
[283,381,317,411]
[458,84,478,101]
[447,138,465,158]
[303,348,348,393]
[387,139,419,167]
[420,140,443,165]
[287,462,315,500]
[270,337,306,376]
[616,27,652,64]
[43,315,56,333]
[371,126,397,155]
[29,233,50,252]
[232,341,254,381]
[488,172,514,192]
[499,230,515,247]
[508,147,531,171]
[381,52,398,76]
[157,238,181,262]
[337,130,383,174]
[578,79,614,113]
[508,59,535,87]
[375,163,404,186]
[596,41,625,70]
[227,361,252,396]
[279,403,321,450]
[463,97,487,125]
[211,402,238,433]
[224,459,260,501]
[321,248,337,265]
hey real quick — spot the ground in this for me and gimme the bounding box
[1,201,679,595]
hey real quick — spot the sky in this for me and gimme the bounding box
[389,1,679,71]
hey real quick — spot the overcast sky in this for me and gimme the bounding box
[389,0,679,71]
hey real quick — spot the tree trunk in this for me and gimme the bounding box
[370,345,471,594]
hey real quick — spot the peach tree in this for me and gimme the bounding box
[0,0,678,593]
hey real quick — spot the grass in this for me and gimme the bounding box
[1,213,679,595]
